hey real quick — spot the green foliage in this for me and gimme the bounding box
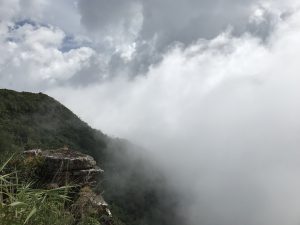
[0,89,183,225]
[0,157,74,225]
[0,89,107,157]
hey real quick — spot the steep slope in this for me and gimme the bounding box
[0,89,107,158]
[0,89,183,225]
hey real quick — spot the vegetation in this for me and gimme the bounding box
[0,89,106,158]
[0,156,74,225]
[0,89,183,225]
[0,155,123,225]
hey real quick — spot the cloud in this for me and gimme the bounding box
[0,0,290,89]
[0,0,20,22]
[49,5,300,225]
[0,22,95,91]
[78,0,143,50]
[0,0,47,22]
[1,1,300,224]
[38,0,82,35]
[78,0,259,42]
[76,0,294,77]
[78,0,141,32]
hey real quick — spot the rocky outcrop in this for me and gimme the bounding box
[72,186,113,225]
[23,148,113,224]
[24,148,103,186]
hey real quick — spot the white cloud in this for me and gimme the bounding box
[0,0,47,22]
[49,6,300,225]
[0,0,20,21]
[0,23,95,90]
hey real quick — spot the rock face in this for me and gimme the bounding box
[23,148,113,224]
[24,148,103,187]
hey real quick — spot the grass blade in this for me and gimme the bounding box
[24,206,37,224]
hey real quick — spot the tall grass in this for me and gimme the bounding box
[0,156,74,225]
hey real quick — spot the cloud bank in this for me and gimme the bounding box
[1,0,300,225]
[0,0,291,89]
[51,4,300,225]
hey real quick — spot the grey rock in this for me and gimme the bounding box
[24,148,104,187]
[41,149,98,171]
[23,148,114,224]
[23,149,42,157]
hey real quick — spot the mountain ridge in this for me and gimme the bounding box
[0,88,183,225]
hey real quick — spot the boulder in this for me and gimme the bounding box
[23,148,104,187]
[23,148,114,224]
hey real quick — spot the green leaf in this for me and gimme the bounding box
[10,201,26,207]
[24,206,37,224]
[0,154,15,172]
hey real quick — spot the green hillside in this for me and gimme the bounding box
[0,89,182,225]
[0,89,107,157]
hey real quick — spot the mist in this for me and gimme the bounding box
[48,6,300,225]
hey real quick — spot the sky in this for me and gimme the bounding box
[1,0,300,225]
